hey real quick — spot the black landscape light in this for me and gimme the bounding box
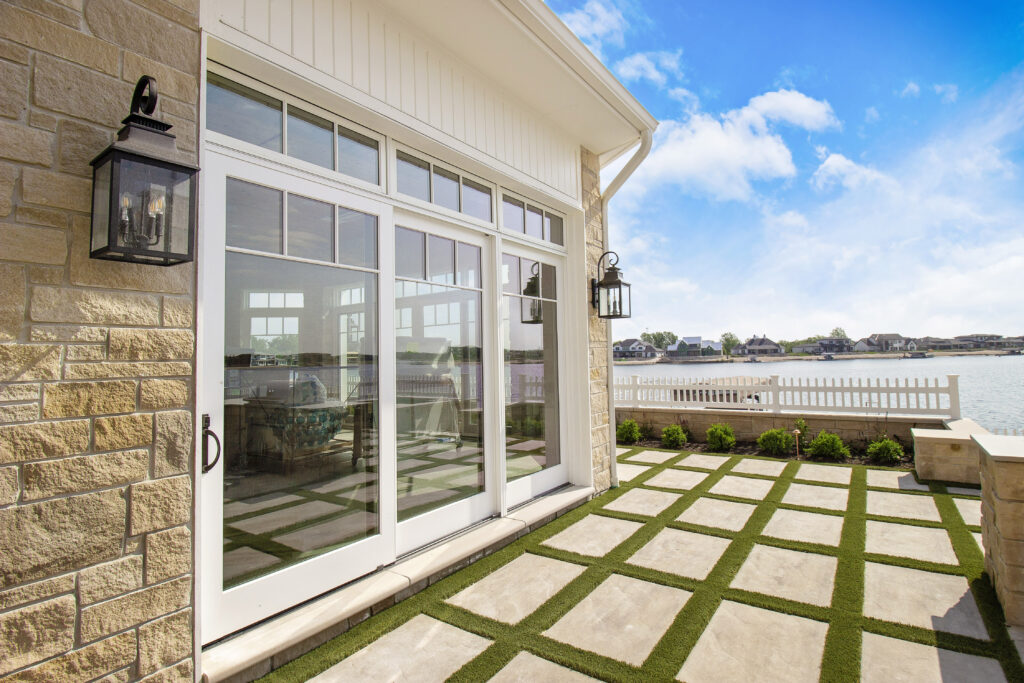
[591,251,631,319]
[521,261,543,324]
[89,76,198,266]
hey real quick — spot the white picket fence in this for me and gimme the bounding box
[614,374,961,418]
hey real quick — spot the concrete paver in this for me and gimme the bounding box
[627,528,731,580]
[628,450,678,464]
[709,475,775,501]
[860,632,1006,683]
[678,454,731,470]
[616,463,649,482]
[677,497,757,532]
[762,509,844,547]
[782,483,849,511]
[603,488,681,517]
[865,469,929,491]
[953,497,982,526]
[542,514,643,557]
[677,601,828,683]
[488,652,598,682]
[796,463,852,485]
[731,545,837,607]
[866,491,941,522]
[645,468,708,491]
[865,520,958,564]
[544,574,691,667]
[731,459,786,477]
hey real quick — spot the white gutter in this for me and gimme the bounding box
[601,129,653,488]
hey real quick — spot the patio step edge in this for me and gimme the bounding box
[201,485,595,683]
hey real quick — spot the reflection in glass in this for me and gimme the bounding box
[503,256,559,480]
[395,227,425,280]
[226,179,282,254]
[502,198,524,233]
[287,194,333,262]
[428,235,455,285]
[525,205,543,239]
[338,207,377,269]
[457,243,481,288]
[287,107,333,169]
[397,152,430,201]
[545,214,564,246]
[462,178,492,222]
[433,167,460,211]
[222,252,379,588]
[207,74,282,152]
[338,127,379,184]
[396,246,485,521]
[501,253,519,294]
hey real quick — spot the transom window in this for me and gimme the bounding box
[396,150,493,223]
[501,193,564,246]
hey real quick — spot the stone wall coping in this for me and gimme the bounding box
[624,406,941,423]
[911,428,977,443]
[944,418,990,433]
[200,485,593,682]
[974,434,1024,462]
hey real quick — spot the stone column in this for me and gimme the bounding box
[0,2,199,680]
[976,434,1024,625]
[581,147,611,492]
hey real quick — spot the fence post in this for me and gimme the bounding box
[631,374,640,409]
[769,375,781,413]
[947,374,961,419]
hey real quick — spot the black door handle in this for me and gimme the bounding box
[202,413,221,474]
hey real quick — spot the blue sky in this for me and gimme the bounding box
[548,0,1024,342]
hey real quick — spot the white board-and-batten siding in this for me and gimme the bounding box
[212,0,581,202]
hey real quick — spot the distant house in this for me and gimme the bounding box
[667,336,719,357]
[700,339,723,356]
[735,336,783,356]
[819,337,853,353]
[853,337,879,352]
[793,342,822,354]
[955,334,1003,349]
[915,336,955,351]
[613,339,660,359]
[868,333,907,352]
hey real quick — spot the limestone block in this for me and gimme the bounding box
[79,555,144,605]
[32,55,133,129]
[79,576,191,643]
[154,410,193,477]
[0,595,76,675]
[0,403,38,423]
[70,216,191,294]
[26,266,62,285]
[130,475,191,534]
[65,345,106,361]
[95,414,153,451]
[138,659,193,683]
[0,465,18,505]
[86,0,199,76]
[20,168,91,214]
[0,263,25,340]
[988,460,1024,501]
[123,52,198,104]
[0,40,30,65]
[43,380,137,418]
[0,61,28,120]
[3,630,136,683]
[140,380,189,410]
[30,324,107,342]
[109,328,194,361]
[0,575,75,611]
[0,344,61,381]
[0,121,54,166]
[162,297,194,328]
[28,111,58,132]
[17,207,66,229]
[0,419,90,464]
[0,163,16,217]
[31,286,161,325]
[64,361,192,380]
[0,488,126,587]
[0,4,120,75]
[23,449,147,499]
[0,223,67,265]
[57,119,112,177]
[138,609,192,675]
[990,495,1024,542]
[145,526,191,583]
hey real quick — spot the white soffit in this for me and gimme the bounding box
[378,0,657,160]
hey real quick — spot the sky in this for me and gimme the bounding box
[548,0,1024,343]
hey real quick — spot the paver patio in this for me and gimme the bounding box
[264,450,1024,682]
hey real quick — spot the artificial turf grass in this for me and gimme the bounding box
[260,448,1024,683]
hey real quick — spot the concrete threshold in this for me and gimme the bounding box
[201,485,594,683]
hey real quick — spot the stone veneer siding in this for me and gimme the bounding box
[581,147,612,493]
[0,2,199,681]
[979,438,1024,625]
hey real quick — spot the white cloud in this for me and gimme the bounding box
[667,87,700,114]
[934,83,959,103]
[811,153,894,191]
[616,89,838,202]
[614,50,683,88]
[865,106,880,123]
[901,81,921,97]
[561,0,626,59]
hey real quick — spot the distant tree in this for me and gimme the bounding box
[640,331,678,350]
[720,332,740,355]
[830,327,848,339]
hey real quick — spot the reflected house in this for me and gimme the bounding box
[0,1,657,680]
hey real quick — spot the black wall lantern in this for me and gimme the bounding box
[591,251,631,319]
[89,76,198,266]
[521,261,543,324]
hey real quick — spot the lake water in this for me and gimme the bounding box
[616,354,1024,432]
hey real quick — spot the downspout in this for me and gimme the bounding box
[601,129,653,488]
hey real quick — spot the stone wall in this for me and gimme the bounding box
[616,407,945,450]
[581,147,611,492]
[0,2,199,681]
[977,435,1024,626]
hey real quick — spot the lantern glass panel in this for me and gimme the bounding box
[91,157,112,254]
[113,158,192,260]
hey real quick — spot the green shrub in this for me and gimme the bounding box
[679,424,694,442]
[757,428,794,457]
[662,424,687,449]
[867,437,904,465]
[706,423,736,452]
[793,418,810,448]
[807,430,850,461]
[639,422,656,442]
[616,419,641,444]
